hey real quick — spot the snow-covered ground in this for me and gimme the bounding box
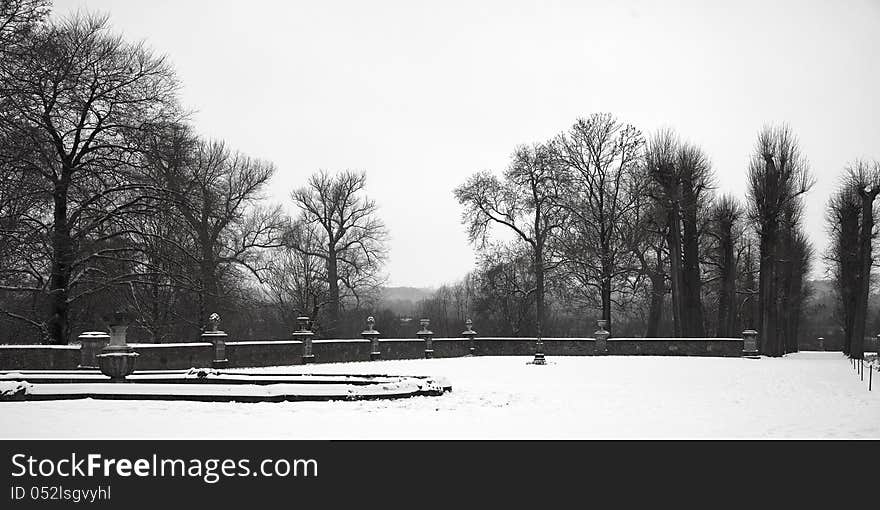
[1,352,877,439]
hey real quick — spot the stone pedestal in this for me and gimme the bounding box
[361,316,381,361]
[202,312,229,368]
[742,329,759,358]
[594,320,610,355]
[202,331,229,369]
[292,316,315,364]
[417,318,434,359]
[462,319,477,356]
[78,331,110,369]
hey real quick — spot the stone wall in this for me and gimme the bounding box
[128,343,214,370]
[606,338,742,357]
[0,345,80,370]
[226,341,302,368]
[0,336,747,371]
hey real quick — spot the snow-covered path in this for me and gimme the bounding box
[1,352,877,439]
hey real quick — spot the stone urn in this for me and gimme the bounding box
[361,316,381,361]
[417,318,434,359]
[96,311,139,382]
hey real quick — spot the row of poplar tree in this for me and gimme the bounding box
[447,113,876,359]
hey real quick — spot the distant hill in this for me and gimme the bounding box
[378,286,435,315]
[380,286,435,302]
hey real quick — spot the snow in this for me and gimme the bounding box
[0,352,877,439]
[129,342,211,348]
[0,344,79,349]
[17,381,432,398]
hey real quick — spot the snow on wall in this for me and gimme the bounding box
[0,336,745,371]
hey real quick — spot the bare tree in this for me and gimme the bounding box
[746,124,813,356]
[263,219,328,331]
[290,170,388,337]
[676,143,713,337]
[645,130,685,336]
[824,178,862,355]
[470,244,537,337]
[552,113,645,333]
[455,143,565,363]
[707,195,744,337]
[836,161,880,359]
[0,13,181,343]
[143,132,286,333]
[779,224,813,354]
[0,0,49,55]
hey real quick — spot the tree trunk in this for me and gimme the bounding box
[788,270,803,354]
[326,247,340,338]
[47,180,72,345]
[534,243,544,340]
[839,206,859,355]
[199,242,218,332]
[150,272,160,342]
[777,231,794,354]
[758,225,780,356]
[851,191,877,360]
[646,269,665,338]
[717,227,736,337]
[681,190,705,337]
[666,206,684,337]
[601,274,612,334]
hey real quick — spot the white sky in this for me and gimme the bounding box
[54,0,880,287]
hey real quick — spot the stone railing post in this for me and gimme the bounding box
[462,318,477,356]
[292,316,315,364]
[417,318,434,359]
[742,329,759,358]
[78,331,110,369]
[594,319,609,355]
[96,311,139,382]
[201,312,229,369]
[361,316,381,361]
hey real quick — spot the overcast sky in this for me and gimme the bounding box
[55,0,880,287]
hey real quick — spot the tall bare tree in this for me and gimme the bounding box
[645,130,685,336]
[835,162,880,359]
[825,177,862,355]
[143,132,286,332]
[676,143,713,337]
[552,113,645,333]
[290,170,388,337]
[0,13,181,343]
[746,124,813,356]
[455,143,565,363]
[707,195,743,338]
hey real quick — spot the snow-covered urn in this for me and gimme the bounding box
[293,316,315,364]
[594,320,610,354]
[417,318,434,359]
[742,329,759,358]
[361,316,381,361]
[78,331,110,369]
[96,311,139,382]
[461,318,477,356]
[202,312,229,369]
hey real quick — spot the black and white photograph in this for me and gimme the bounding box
[0,0,878,504]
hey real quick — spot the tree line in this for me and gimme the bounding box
[448,113,877,359]
[0,2,388,344]
[2,2,877,358]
